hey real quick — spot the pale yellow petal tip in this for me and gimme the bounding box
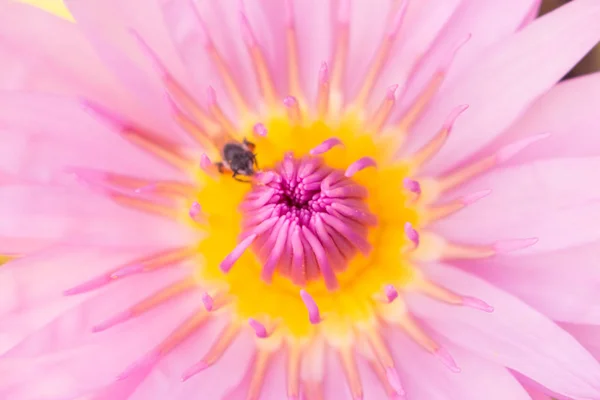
[18,0,73,21]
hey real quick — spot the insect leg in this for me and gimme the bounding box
[243,138,256,152]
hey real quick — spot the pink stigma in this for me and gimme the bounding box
[300,290,322,324]
[384,285,399,303]
[493,237,539,254]
[283,95,298,108]
[345,157,377,177]
[310,137,343,156]
[386,84,399,100]
[434,347,461,373]
[189,202,203,222]
[461,189,492,205]
[461,296,494,313]
[200,153,214,175]
[403,178,421,195]
[201,292,214,311]
[496,132,550,163]
[386,367,405,396]
[110,264,144,279]
[228,154,375,289]
[404,222,419,247]
[253,123,268,137]
[319,62,330,85]
[181,361,209,382]
[248,318,269,338]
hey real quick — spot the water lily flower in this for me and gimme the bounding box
[1,0,600,399]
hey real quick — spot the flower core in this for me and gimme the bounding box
[240,154,375,289]
[56,2,543,396]
[196,117,417,338]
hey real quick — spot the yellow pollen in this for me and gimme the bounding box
[192,111,419,338]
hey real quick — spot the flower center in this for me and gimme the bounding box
[194,116,418,337]
[239,154,375,290]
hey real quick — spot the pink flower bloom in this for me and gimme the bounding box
[1,0,600,399]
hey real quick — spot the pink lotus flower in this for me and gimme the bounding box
[1,0,600,399]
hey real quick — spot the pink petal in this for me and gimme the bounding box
[433,157,600,254]
[0,266,199,398]
[0,3,123,105]
[191,0,269,104]
[386,328,531,400]
[0,184,194,253]
[407,263,600,399]
[362,0,461,107]
[0,94,186,183]
[159,0,246,118]
[524,387,554,400]
[467,241,600,325]
[279,0,333,102]
[484,71,600,166]
[64,0,188,141]
[221,346,286,400]
[0,246,150,322]
[562,323,600,362]
[398,0,540,112]
[0,2,180,145]
[411,0,600,174]
[518,0,544,29]
[121,317,251,400]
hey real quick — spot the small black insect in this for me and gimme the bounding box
[216,138,258,183]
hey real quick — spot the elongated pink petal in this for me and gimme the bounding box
[387,328,531,400]
[0,185,193,253]
[63,0,189,140]
[491,71,600,165]
[470,241,600,325]
[408,263,600,399]
[368,0,461,108]
[433,157,600,254]
[0,1,141,118]
[0,266,199,398]
[0,94,183,183]
[563,324,600,363]
[412,0,600,174]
